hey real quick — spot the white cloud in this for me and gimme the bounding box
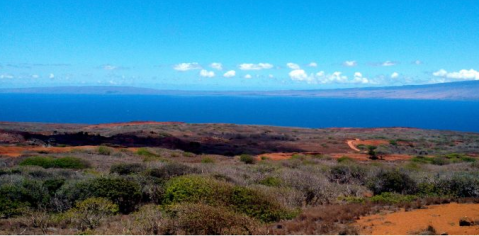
[268,74,274,78]
[343,61,357,67]
[223,70,236,78]
[0,74,14,79]
[31,74,40,79]
[352,72,369,84]
[307,62,318,67]
[289,69,309,81]
[244,74,252,79]
[103,65,118,70]
[199,69,215,78]
[432,69,479,80]
[316,71,349,84]
[286,63,301,70]
[239,63,273,70]
[173,62,202,71]
[210,62,223,70]
[391,72,399,79]
[49,73,55,79]
[381,61,396,67]
[413,60,423,65]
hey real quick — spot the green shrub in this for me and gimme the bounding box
[201,157,215,164]
[389,140,398,146]
[433,174,479,198]
[258,176,281,187]
[67,197,118,230]
[0,180,50,217]
[431,156,450,165]
[98,146,112,155]
[367,169,417,195]
[110,163,145,175]
[167,203,258,235]
[148,163,199,180]
[137,148,157,157]
[239,154,256,164]
[163,175,294,222]
[163,175,231,205]
[230,186,296,222]
[369,192,418,204]
[411,156,432,164]
[329,164,368,184]
[19,156,90,169]
[337,156,355,163]
[84,177,141,213]
[43,178,66,195]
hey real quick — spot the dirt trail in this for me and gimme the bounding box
[347,139,361,152]
[355,203,479,235]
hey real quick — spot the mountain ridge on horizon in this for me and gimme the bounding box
[1,80,479,100]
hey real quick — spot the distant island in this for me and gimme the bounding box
[1,80,479,100]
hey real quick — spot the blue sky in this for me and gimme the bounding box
[1,0,478,90]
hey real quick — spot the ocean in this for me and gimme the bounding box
[1,94,478,132]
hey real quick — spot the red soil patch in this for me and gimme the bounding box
[355,203,479,235]
[85,121,184,129]
[0,146,138,157]
[257,152,412,161]
[256,152,322,161]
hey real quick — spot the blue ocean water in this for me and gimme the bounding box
[1,94,478,132]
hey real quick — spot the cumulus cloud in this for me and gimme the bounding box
[343,61,357,67]
[289,69,309,81]
[199,69,215,78]
[391,72,399,79]
[173,62,202,71]
[239,63,273,70]
[352,72,369,84]
[49,73,55,79]
[223,70,236,78]
[31,74,40,79]
[268,74,274,78]
[307,62,318,67]
[244,74,252,79]
[286,63,301,70]
[432,69,479,80]
[381,61,397,67]
[210,63,223,70]
[413,60,423,65]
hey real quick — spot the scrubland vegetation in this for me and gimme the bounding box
[1,146,479,235]
[1,123,479,234]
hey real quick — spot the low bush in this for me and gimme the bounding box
[55,177,141,214]
[130,204,166,235]
[0,180,50,218]
[258,176,281,187]
[328,164,367,184]
[19,156,90,169]
[167,203,258,235]
[239,154,256,164]
[163,175,295,222]
[162,175,231,205]
[148,163,198,180]
[201,157,215,164]
[110,163,145,175]
[367,169,417,195]
[368,192,418,204]
[432,174,479,198]
[337,156,355,163]
[98,146,112,156]
[66,197,118,230]
[43,178,66,195]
